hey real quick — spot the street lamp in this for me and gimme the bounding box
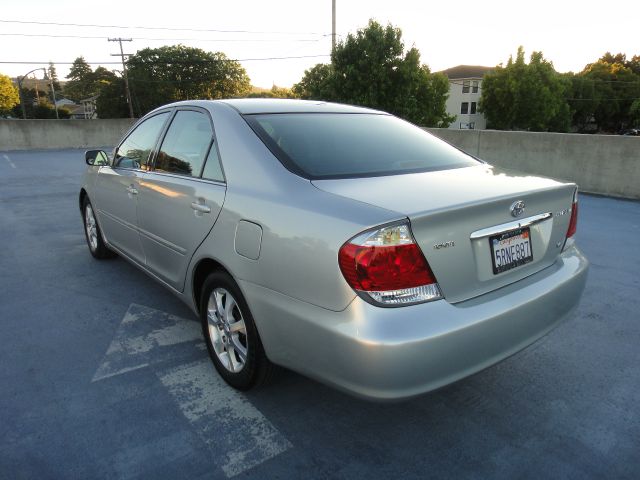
[17,67,59,120]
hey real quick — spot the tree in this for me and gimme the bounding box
[0,73,20,114]
[95,77,129,118]
[126,45,251,116]
[630,99,640,127]
[48,62,61,92]
[479,47,571,132]
[64,57,95,101]
[11,88,70,119]
[292,20,454,127]
[292,63,333,99]
[577,55,640,132]
[567,73,599,132]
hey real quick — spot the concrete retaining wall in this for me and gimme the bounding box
[0,119,136,151]
[0,120,638,199]
[426,128,640,200]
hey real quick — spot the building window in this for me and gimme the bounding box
[462,80,470,93]
[461,102,469,114]
[472,80,479,93]
[470,102,477,114]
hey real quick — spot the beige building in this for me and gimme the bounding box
[440,65,492,130]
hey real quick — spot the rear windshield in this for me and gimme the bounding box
[244,113,479,179]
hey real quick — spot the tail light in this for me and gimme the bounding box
[338,222,442,306]
[566,199,578,238]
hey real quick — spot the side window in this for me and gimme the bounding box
[115,112,169,169]
[155,110,212,177]
[202,144,225,182]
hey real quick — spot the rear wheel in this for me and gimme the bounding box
[200,271,274,390]
[82,197,114,259]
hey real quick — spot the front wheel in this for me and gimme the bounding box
[200,271,275,390]
[82,197,115,259]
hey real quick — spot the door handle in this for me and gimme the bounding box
[126,185,138,195]
[191,202,211,214]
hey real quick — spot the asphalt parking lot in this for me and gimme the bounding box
[1,148,639,480]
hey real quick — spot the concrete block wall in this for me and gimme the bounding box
[426,129,640,200]
[0,119,136,151]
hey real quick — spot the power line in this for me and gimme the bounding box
[0,19,329,36]
[0,32,325,43]
[0,55,331,65]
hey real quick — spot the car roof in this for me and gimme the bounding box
[157,98,384,115]
[219,98,385,115]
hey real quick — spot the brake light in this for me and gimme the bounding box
[566,199,578,238]
[338,222,442,306]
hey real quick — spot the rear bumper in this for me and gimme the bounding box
[241,245,589,401]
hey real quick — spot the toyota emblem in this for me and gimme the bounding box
[510,200,526,217]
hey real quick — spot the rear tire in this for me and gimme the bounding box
[82,197,115,259]
[200,271,275,390]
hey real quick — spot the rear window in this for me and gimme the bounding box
[244,113,479,179]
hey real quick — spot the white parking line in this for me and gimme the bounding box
[157,359,292,478]
[92,303,292,476]
[3,154,16,169]
[92,303,202,382]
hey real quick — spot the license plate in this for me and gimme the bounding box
[490,227,533,274]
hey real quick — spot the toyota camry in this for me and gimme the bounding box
[79,99,588,400]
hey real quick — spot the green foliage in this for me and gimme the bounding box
[630,99,640,127]
[127,45,251,115]
[62,57,127,117]
[574,54,640,132]
[11,90,70,119]
[0,73,20,113]
[64,57,96,101]
[480,47,570,132]
[566,74,598,132]
[292,20,454,127]
[96,77,129,118]
[292,63,333,99]
[32,99,70,119]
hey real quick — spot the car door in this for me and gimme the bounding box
[136,107,226,291]
[93,111,171,264]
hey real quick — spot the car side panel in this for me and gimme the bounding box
[137,173,225,291]
[92,166,146,264]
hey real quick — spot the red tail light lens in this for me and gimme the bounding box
[566,201,578,238]
[338,222,442,306]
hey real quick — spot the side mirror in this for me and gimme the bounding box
[85,149,109,166]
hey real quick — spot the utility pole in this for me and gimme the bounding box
[108,37,135,118]
[332,0,337,53]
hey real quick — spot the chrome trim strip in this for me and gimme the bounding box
[138,227,187,255]
[98,208,186,255]
[470,212,553,240]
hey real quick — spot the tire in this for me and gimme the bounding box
[82,197,115,259]
[200,271,275,390]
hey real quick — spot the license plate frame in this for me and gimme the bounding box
[490,227,533,275]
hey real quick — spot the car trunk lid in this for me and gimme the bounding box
[313,164,577,303]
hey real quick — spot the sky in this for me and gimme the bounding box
[1,0,639,89]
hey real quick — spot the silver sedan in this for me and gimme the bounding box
[79,99,588,400]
